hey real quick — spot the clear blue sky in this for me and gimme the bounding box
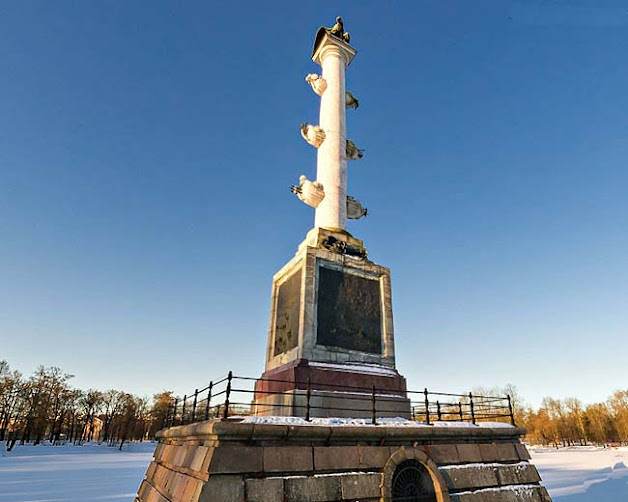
[1,1,626,408]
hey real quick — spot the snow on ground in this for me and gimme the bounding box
[0,441,154,502]
[1,439,627,501]
[531,446,628,501]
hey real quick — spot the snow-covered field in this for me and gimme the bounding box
[0,441,154,502]
[0,441,627,501]
[530,446,628,501]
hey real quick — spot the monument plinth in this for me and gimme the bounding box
[253,22,410,417]
[135,16,553,502]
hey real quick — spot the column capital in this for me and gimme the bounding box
[312,30,356,67]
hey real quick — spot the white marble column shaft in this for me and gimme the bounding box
[314,46,348,231]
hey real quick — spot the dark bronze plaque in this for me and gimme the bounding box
[316,265,382,354]
[273,270,302,356]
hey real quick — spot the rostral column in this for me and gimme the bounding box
[253,18,410,419]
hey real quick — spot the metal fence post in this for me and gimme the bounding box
[165,403,171,428]
[424,388,430,425]
[192,389,198,423]
[371,385,377,425]
[223,371,233,420]
[173,398,179,426]
[436,401,442,422]
[469,392,476,425]
[458,401,463,422]
[508,394,516,426]
[181,395,187,424]
[305,378,311,422]
[205,382,213,421]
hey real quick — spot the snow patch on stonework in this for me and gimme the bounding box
[308,361,399,376]
[240,416,514,428]
[455,483,538,496]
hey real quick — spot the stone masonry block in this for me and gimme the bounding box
[190,446,209,472]
[428,444,460,465]
[137,480,151,499]
[172,475,189,501]
[495,463,541,486]
[285,476,342,502]
[145,485,169,502]
[439,465,498,490]
[480,489,520,502]
[539,486,553,502]
[340,472,381,500]
[207,446,263,475]
[456,443,482,463]
[495,443,519,462]
[145,462,158,483]
[199,475,245,502]
[174,445,187,466]
[356,446,391,468]
[478,443,499,463]
[183,446,197,468]
[449,492,483,502]
[263,446,313,472]
[314,446,360,470]
[515,443,532,461]
[201,447,215,473]
[182,477,204,502]
[246,478,284,502]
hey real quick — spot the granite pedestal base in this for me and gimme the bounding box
[253,358,411,418]
[135,419,553,502]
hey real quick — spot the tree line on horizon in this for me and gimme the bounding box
[1,360,627,450]
[474,384,628,447]
[0,360,172,451]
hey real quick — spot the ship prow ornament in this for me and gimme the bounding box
[291,175,325,208]
[300,122,326,148]
[305,73,327,96]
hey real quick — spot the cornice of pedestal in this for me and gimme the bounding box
[312,31,357,67]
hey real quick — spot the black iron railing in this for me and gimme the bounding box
[164,372,515,428]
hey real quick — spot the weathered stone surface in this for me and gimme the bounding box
[479,443,499,462]
[495,463,541,486]
[495,442,519,462]
[198,475,245,502]
[190,446,209,472]
[144,485,169,502]
[314,445,360,470]
[429,444,460,464]
[439,464,499,490]
[207,446,262,474]
[450,492,483,502]
[539,486,553,502]
[273,268,302,356]
[480,489,520,502]
[515,443,532,461]
[356,445,392,468]
[456,443,482,463]
[285,476,341,502]
[340,472,381,499]
[246,478,284,502]
[263,446,313,472]
[182,477,203,502]
[145,462,157,482]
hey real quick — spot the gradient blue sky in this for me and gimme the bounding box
[1,1,626,408]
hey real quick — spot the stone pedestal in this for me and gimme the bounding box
[135,419,553,502]
[253,228,411,417]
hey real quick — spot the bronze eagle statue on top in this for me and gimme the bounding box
[329,16,350,43]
